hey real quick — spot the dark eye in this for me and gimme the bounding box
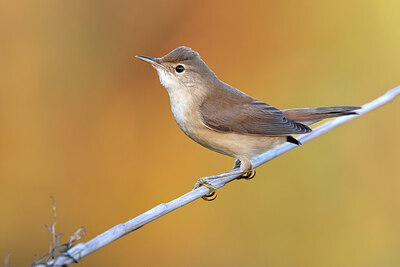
[175,65,185,73]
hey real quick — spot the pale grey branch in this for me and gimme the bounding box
[36,86,400,266]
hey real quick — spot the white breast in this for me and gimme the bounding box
[168,89,199,136]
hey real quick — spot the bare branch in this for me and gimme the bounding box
[35,86,400,266]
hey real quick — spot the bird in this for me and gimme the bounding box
[136,46,359,197]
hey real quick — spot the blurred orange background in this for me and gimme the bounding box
[1,1,400,266]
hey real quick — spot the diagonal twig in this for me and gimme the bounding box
[35,86,400,266]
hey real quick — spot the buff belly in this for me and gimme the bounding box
[188,126,287,160]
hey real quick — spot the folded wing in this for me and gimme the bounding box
[200,99,311,136]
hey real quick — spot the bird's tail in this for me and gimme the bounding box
[283,106,360,126]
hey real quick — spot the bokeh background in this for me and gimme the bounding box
[1,1,400,266]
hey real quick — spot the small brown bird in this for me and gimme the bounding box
[136,46,359,190]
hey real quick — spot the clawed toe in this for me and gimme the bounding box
[239,169,256,180]
[199,182,217,201]
[194,178,217,201]
[193,167,256,201]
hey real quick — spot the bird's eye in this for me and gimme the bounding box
[175,65,185,73]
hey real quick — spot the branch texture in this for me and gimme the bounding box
[36,86,400,266]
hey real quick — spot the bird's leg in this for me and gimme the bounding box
[194,159,256,201]
[232,159,255,179]
[232,159,241,170]
[194,169,244,200]
[237,158,256,180]
[194,169,244,190]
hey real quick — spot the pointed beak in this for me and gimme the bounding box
[135,55,164,69]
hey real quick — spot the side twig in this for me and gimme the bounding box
[35,86,400,266]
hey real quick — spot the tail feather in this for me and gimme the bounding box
[283,106,360,126]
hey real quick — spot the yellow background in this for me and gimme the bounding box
[1,1,400,266]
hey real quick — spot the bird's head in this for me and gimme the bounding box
[136,46,217,92]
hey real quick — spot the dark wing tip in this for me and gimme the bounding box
[297,122,312,133]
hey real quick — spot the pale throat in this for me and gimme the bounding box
[156,68,172,90]
[156,68,201,135]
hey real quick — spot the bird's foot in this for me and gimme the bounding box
[194,178,217,201]
[193,167,253,201]
[233,159,255,180]
[239,169,256,180]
